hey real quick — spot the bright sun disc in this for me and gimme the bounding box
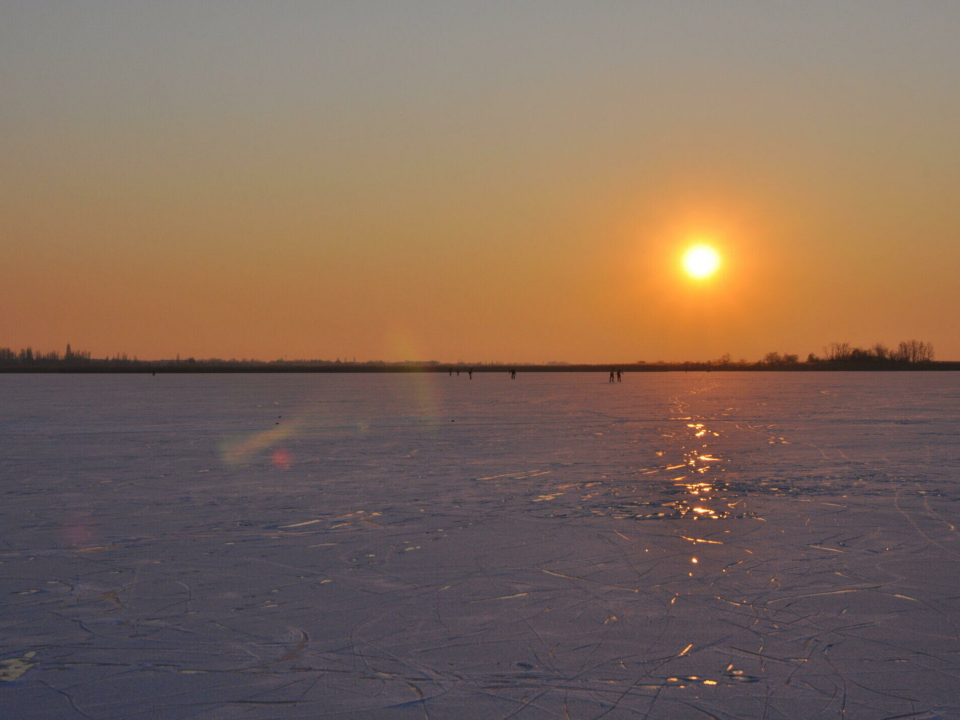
[683,245,721,279]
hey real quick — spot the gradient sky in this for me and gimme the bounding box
[3,1,959,362]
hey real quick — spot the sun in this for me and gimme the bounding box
[682,244,721,279]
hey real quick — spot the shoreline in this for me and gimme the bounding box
[2,362,959,374]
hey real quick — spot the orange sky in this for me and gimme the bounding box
[3,3,959,362]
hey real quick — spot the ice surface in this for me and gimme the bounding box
[1,372,959,718]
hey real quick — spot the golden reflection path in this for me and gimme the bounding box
[666,385,730,519]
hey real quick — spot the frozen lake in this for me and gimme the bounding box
[2,372,960,719]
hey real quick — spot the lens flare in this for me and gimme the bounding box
[221,417,304,466]
[386,331,441,429]
[271,447,292,471]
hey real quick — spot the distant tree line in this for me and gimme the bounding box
[0,345,435,368]
[0,343,94,366]
[757,340,934,367]
[0,340,942,371]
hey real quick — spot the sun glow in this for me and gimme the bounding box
[682,245,721,279]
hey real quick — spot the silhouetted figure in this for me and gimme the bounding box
[449,369,452,376]
[469,369,473,379]
[511,369,516,379]
[457,370,460,376]
[609,369,615,383]
[617,369,622,382]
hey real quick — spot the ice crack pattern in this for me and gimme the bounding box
[1,372,959,718]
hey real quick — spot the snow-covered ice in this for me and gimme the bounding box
[1,372,959,719]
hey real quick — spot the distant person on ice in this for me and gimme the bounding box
[511,369,516,379]
[609,369,615,383]
[468,369,473,379]
[617,369,622,382]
